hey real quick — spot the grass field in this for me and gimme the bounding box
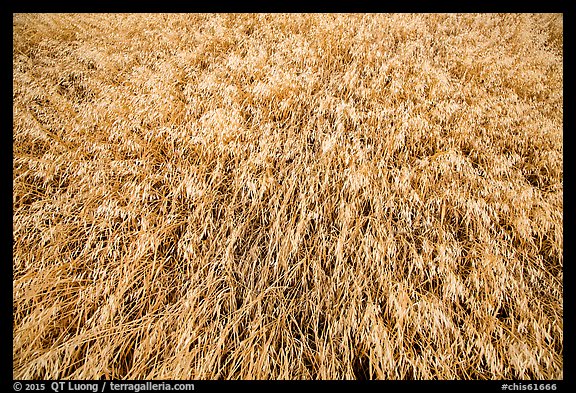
[13,13,563,379]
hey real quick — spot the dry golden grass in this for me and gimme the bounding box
[13,13,563,380]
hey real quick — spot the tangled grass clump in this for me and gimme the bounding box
[13,13,562,379]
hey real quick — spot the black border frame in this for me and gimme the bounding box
[6,1,571,390]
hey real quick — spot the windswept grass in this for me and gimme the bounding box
[13,13,562,379]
